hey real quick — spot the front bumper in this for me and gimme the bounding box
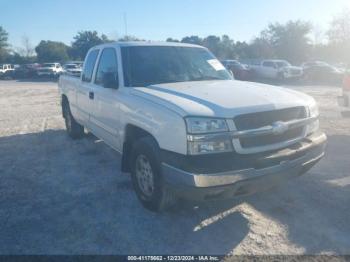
[162,132,327,201]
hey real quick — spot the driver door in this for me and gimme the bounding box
[89,47,122,151]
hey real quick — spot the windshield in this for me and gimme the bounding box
[43,63,56,67]
[276,61,290,68]
[121,46,232,87]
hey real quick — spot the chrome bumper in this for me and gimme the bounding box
[162,132,326,197]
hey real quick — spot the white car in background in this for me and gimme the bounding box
[0,64,15,79]
[251,59,303,80]
[37,63,63,77]
[63,63,82,77]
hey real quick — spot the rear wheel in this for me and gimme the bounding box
[63,101,84,139]
[130,137,176,212]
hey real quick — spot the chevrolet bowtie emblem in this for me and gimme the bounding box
[271,121,289,135]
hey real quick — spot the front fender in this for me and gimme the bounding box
[120,93,188,155]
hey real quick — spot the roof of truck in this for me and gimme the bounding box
[91,41,205,50]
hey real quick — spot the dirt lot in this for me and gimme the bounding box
[0,80,349,255]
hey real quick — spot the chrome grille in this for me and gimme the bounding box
[234,107,307,149]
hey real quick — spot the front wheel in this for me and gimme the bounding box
[130,137,176,212]
[278,71,286,81]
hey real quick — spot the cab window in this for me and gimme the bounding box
[263,61,276,68]
[82,50,99,82]
[95,48,119,88]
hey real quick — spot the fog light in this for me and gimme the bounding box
[188,140,232,155]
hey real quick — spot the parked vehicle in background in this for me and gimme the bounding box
[65,61,83,67]
[303,63,343,85]
[221,60,251,80]
[63,63,82,77]
[301,61,328,69]
[0,64,15,79]
[338,71,350,116]
[333,62,347,73]
[14,63,41,79]
[37,63,63,78]
[58,42,326,212]
[251,59,303,80]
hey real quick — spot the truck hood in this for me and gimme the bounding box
[132,80,315,117]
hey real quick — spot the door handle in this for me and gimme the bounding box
[89,91,94,100]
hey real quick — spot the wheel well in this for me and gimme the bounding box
[121,125,158,173]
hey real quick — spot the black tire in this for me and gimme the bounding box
[278,71,285,81]
[130,137,176,212]
[62,100,84,139]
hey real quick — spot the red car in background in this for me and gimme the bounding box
[221,60,252,81]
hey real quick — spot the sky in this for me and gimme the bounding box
[1,0,349,49]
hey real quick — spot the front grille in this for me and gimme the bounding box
[234,107,307,149]
[240,127,304,148]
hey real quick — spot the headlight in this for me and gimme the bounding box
[185,117,232,155]
[185,117,228,134]
[306,103,320,134]
[308,103,319,118]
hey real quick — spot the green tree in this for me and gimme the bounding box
[166,37,179,43]
[118,35,142,42]
[0,26,9,63]
[202,35,224,58]
[327,10,350,63]
[247,38,275,59]
[179,35,238,60]
[217,35,235,59]
[35,40,69,62]
[6,52,36,64]
[328,10,350,44]
[181,36,203,45]
[71,31,111,60]
[258,20,312,63]
[234,41,251,59]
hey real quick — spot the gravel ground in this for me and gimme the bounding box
[0,80,349,255]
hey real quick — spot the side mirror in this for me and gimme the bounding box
[103,72,119,89]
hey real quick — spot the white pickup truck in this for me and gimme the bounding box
[59,42,326,212]
[37,63,63,77]
[0,64,14,78]
[251,59,303,80]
